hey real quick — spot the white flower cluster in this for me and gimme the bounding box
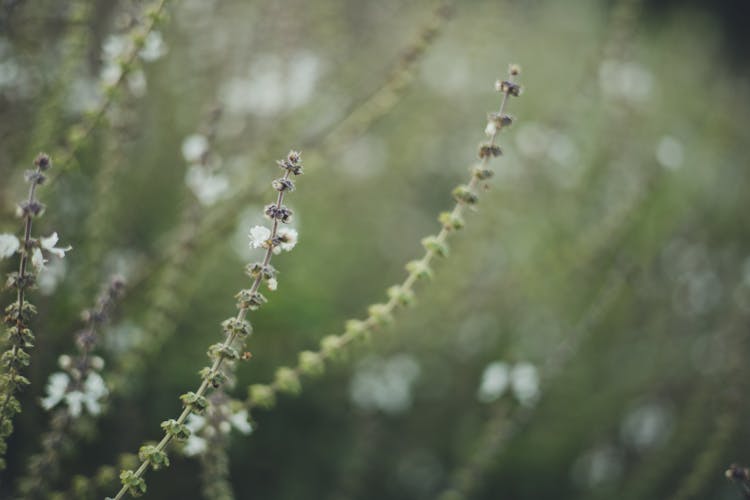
[100,31,168,97]
[349,354,421,415]
[477,361,540,406]
[220,51,322,117]
[248,225,298,254]
[41,371,108,417]
[0,233,19,258]
[182,134,230,206]
[0,232,71,272]
[182,408,252,456]
[598,60,653,103]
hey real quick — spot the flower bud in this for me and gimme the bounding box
[248,384,276,409]
[274,367,301,395]
[298,351,325,377]
[421,235,449,257]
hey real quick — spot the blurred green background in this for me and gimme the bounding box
[1,0,750,498]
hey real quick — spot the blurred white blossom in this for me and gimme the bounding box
[100,62,123,86]
[181,134,209,162]
[477,361,510,403]
[349,354,421,415]
[183,414,208,456]
[620,403,672,451]
[510,362,540,406]
[41,372,108,417]
[185,165,229,206]
[31,233,72,272]
[182,408,252,457]
[656,136,684,170]
[220,51,322,116]
[599,60,653,102]
[102,34,129,60]
[139,31,167,62]
[572,444,625,488]
[127,69,148,97]
[37,258,67,295]
[477,361,540,406]
[275,227,298,253]
[0,233,19,258]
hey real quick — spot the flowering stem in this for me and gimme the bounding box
[246,66,522,412]
[109,156,301,499]
[0,155,50,471]
[52,0,171,179]
[17,277,124,497]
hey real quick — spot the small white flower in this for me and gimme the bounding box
[102,34,129,59]
[275,227,298,253]
[39,371,108,417]
[0,233,19,258]
[31,248,46,272]
[229,409,253,435]
[185,413,206,432]
[65,372,109,417]
[267,277,278,291]
[183,414,208,456]
[32,233,72,272]
[477,361,510,403]
[40,233,72,258]
[80,372,108,415]
[181,134,209,162]
[100,62,123,86]
[90,356,105,371]
[656,136,684,170]
[127,69,148,97]
[58,355,73,369]
[183,435,207,456]
[185,165,229,206]
[248,225,271,249]
[65,391,85,417]
[41,372,71,411]
[510,362,540,406]
[139,31,167,62]
[485,121,497,137]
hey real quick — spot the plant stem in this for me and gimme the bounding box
[110,169,294,500]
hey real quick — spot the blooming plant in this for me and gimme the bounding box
[1,1,745,500]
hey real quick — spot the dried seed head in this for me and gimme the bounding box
[478,144,503,159]
[287,150,301,164]
[16,201,46,218]
[264,204,293,223]
[24,170,46,185]
[271,177,295,192]
[34,153,51,171]
[276,151,303,175]
[472,166,495,180]
[495,80,522,97]
[488,112,513,128]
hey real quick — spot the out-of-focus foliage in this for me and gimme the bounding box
[0,0,749,498]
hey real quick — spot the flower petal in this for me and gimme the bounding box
[0,234,20,259]
[248,225,271,249]
[65,391,84,418]
[31,247,46,271]
[40,232,59,249]
[47,245,72,259]
[183,435,207,456]
[229,409,253,435]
